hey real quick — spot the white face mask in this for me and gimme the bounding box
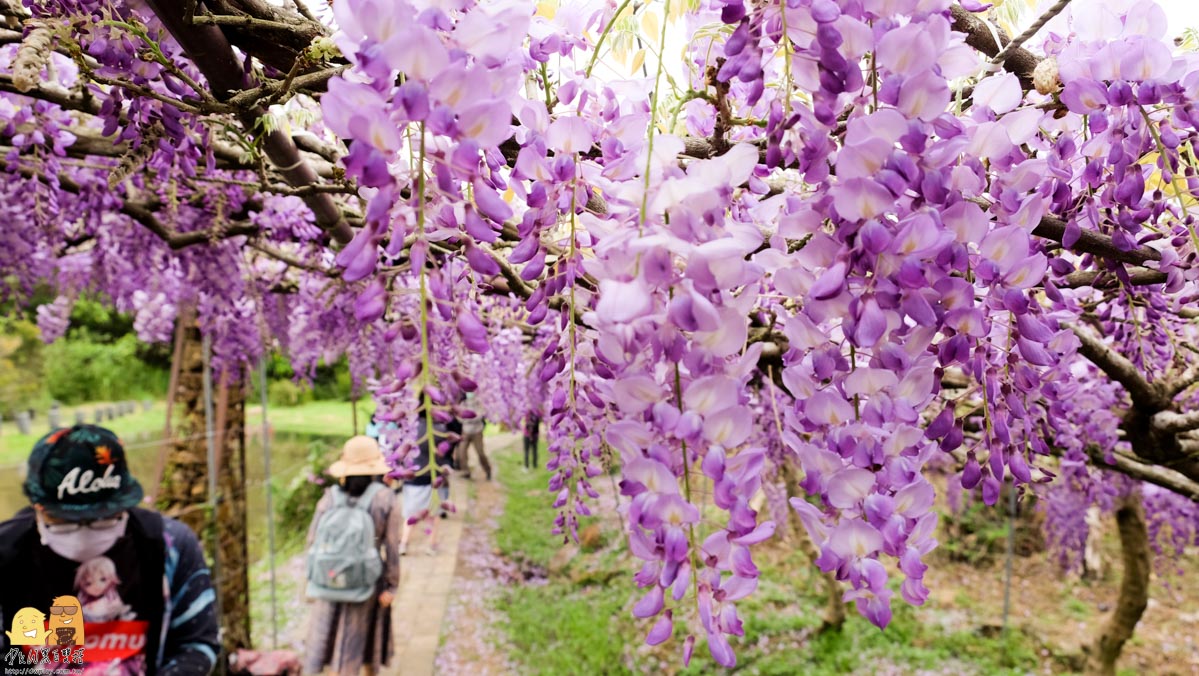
[37,512,128,563]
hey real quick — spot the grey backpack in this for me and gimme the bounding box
[306,483,384,602]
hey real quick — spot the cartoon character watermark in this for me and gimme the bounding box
[6,608,50,646]
[4,598,85,674]
[5,576,145,675]
[47,596,84,648]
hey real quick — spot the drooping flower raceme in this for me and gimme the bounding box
[7,0,1199,667]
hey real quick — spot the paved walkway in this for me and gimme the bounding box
[384,433,517,676]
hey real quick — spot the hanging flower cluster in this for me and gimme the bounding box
[7,0,1199,667]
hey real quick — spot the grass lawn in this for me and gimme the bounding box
[0,402,166,465]
[0,399,362,465]
[247,399,367,439]
[491,445,1046,676]
[493,446,568,570]
[492,446,630,675]
[249,537,307,651]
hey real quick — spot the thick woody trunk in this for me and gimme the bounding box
[1085,496,1150,676]
[156,320,251,659]
[214,376,251,656]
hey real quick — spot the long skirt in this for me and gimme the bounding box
[303,589,393,675]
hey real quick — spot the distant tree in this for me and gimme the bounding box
[0,318,45,415]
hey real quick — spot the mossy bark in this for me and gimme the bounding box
[156,320,251,660]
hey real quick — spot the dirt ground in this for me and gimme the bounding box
[921,540,1199,675]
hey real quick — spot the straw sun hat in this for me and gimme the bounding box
[328,436,390,478]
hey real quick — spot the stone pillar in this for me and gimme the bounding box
[15,411,31,434]
[156,319,250,656]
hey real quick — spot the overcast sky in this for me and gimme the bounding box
[1161,0,1199,34]
[1048,0,1199,36]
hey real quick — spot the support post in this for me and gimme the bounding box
[201,333,224,657]
[259,358,279,649]
[158,317,250,659]
[150,305,190,504]
[1003,480,1016,633]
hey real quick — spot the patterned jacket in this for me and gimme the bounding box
[0,507,219,675]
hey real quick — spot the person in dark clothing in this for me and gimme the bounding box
[444,417,463,472]
[0,424,219,675]
[523,412,541,469]
[437,416,462,518]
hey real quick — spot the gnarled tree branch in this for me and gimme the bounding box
[1032,216,1162,267]
[1088,447,1199,503]
[1151,410,1199,435]
[1060,267,1168,289]
[1071,324,1168,410]
[144,0,353,244]
[949,4,1042,89]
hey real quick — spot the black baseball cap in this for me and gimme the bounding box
[23,424,144,520]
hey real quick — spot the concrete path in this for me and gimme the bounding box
[384,433,517,676]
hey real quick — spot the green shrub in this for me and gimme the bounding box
[310,358,354,401]
[937,486,1043,565]
[0,318,49,416]
[273,440,337,548]
[43,332,168,404]
[267,379,313,408]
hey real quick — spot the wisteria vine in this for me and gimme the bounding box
[5,0,1199,667]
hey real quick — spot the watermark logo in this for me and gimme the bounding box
[47,596,84,648]
[4,645,84,673]
[5,608,49,646]
[5,572,147,674]
[4,597,86,675]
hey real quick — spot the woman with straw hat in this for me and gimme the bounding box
[303,436,401,676]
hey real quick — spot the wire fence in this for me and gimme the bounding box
[0,400,155,435]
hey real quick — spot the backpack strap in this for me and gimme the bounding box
[351,481,384,512]
[330,485,349,508]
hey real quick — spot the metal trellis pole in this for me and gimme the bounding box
[1002,479,1016,634]
[260,357,279,649]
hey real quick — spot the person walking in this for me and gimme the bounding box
[456,393,491,480]
[437,414,462,518]
[400,416,453,554]
[0,424,219,675]
[522,411,541,470]
[364,412,397,444]
[303,436,400,676]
